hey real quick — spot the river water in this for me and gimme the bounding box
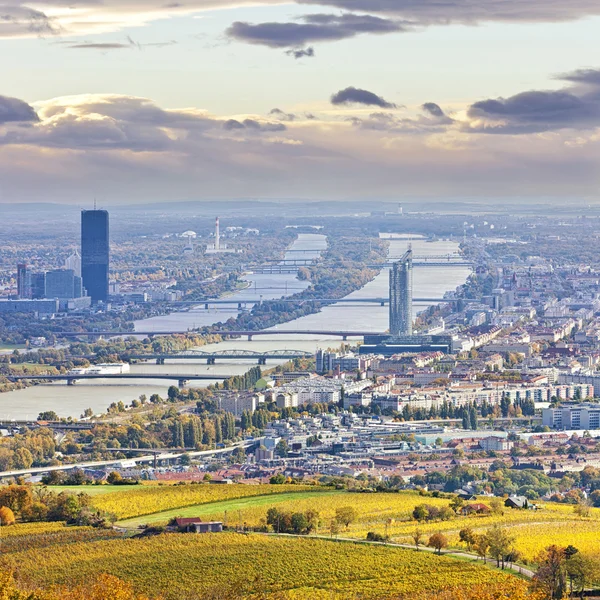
[0,234,469,419]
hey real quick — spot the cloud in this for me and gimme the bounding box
[465,67,600,133]
[223,118,287,132]
[1,88,600,204]
[0,5,58,37]
[285,46,315,59]
[269,108,297,121]
[298,0,600,25]
[226,13,407,49]
[422,102,445,118]
[331,86,398,108]
[0,95,38,123]
[68,42,131,50]
[4,0,600,40]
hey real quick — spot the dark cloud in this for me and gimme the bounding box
[269,108,297,121]
[298,0,600,25]
[558,68,600,86]
[466,68,600,133]
[422,102,444,117]
[226,13,407,48]
[68,42,131,49]
[285,46,315,59]
[0,95,38,124]
[223,118,286,132]
[331,86,397,108]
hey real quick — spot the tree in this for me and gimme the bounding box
[566,550,597,599]
[411,528,424,551]
[275,439,289,458]
[412,504,429,522]
[474,534,490,562]
[329,519,341,538]
[0,506,15,526]
[459,527,476,551]
[532,545,567,600]
[428,533,448,555]
[335,506,357,530]
[13,447,34,469]
[37,410,59,421]
[486,524,516,569]
[449,496,464,513]
[107,471,123,484]
[291,512,309,535]
[231,446,246,464]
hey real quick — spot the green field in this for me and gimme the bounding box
[117,490,341,528]
[49,485,133,496]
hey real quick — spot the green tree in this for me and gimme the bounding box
[335,506,357,529]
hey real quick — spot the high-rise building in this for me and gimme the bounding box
[64,249,82,277]
[17,263,30,299]
[81,209,109,304]
[45,269,82,300]
[30,272,46,299]
[389,248,413,336]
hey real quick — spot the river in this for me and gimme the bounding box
[0,234,469,419]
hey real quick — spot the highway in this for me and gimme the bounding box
[0,439,258,479]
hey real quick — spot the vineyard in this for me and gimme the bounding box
[0,522,123,554]
[89,483,323,520]
[103,487,600,561]
[3,532,521,599]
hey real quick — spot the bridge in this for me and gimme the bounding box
[7,373,236,388]
[125,349,313,365]
[51,330,384,340]
[172,296,462,309]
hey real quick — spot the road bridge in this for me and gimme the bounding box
[126,349,313,365]
[0,440,258,479]
[51,330,384,340]
[173,296,462,309]
[7,373,236,388]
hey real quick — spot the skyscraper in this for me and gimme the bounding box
[17,263,30,299]
[81,209,109,304]
[389,248,413,336]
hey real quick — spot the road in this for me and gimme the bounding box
[0,439,257,479]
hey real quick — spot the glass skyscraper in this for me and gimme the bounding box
[389,248,413,336]
[81,209,109,304]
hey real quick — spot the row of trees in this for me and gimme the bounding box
[0,483,111,527]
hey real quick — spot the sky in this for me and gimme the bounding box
[1,0,600,205]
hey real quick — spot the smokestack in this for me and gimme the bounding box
[215,217,220,251]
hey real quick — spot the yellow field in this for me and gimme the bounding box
[113,488,600,562]
[91,483,321,520]
[0,521,123,554]
[3,532,521,599]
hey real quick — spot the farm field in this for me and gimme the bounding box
[48,484,134,496]
[117,490,342,528]
[103,487,600,561]
[2,532,523,599]
[89,483,323,520]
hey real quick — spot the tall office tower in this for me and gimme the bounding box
[389,248,413,336]
[64,249,82,277]
[17,263,31,299]
[81,209,109,304]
